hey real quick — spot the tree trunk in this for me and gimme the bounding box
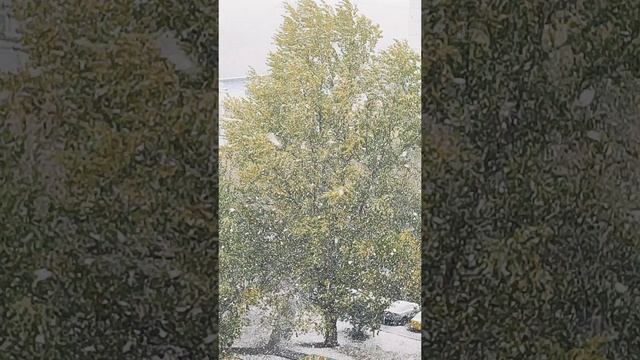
[267,296,295,348]
[267,319,293,349]
[266,326,284,349]
[323,310,339,347]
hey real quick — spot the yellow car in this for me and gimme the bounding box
[409,311,421,332]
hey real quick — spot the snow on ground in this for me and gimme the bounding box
[370,325,420,355]
[284,321,420,360]
[232,307,421,360]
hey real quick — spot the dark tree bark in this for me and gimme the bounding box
[323,310,339,347]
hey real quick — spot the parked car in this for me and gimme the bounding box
[409,311,421,332]
[382,300,420,325]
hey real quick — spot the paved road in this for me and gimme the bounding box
[378,324,421,341]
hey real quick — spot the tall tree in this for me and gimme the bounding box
[221,0,420,348]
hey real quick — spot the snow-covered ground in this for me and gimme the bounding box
[231,307,420,360]
[285,321,420,360]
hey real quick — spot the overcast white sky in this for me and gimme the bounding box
[220,0,420,79]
